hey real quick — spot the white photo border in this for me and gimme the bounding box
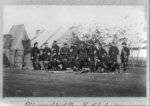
[0,0,149,106]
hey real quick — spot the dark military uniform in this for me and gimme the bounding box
[52,44,59,56]
[51,48,57,59]
[43,47,51,55]
[43,47,51,61]
[87,44,97,61]
[70,45,78,54]
[101,54,112,72]
[77,45,88,70]
[51,57,62,70]
[108,45,119,72]
[94,57,103,72]
[68,50,76,68]
[31,46,40,70]
[43,47,51,70]
[121,46,130,71]
[60,46,69,60]
[87,58,95,72]
[108,45,119,62]
[96,47,107,60]
[106,45,120,72]
[60,46,69,70]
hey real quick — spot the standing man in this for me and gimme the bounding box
[108,42,119,72]
[31,42,40,70]
[120,42,130,72]
[96,43,107,61]
[60,43,70,70]
[70,43,78,55]
[77,42,87,70]
[87,42,97,61]
[43,42,51,70]
[52,41,59,56]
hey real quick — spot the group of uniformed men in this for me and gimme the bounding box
[31,40,130,73]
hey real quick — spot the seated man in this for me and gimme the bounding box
[102,53,112,72]
[68,48,76,69]
[87,57,95,72]
[51,57,61,71]
[94,56,104,73]
[102,53,119,72]
[73,57,80,71]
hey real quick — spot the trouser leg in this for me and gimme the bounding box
[32,62,36,70]
[79,61,84,70]
[33,62,39,70]
[39,61,44,70]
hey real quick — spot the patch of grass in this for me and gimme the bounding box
[3,67,146,97]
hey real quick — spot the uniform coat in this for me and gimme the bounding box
[60,47,70,60]
[87,45,97,60]
[31,46,40,62]
[108,46,119,62]
[52,44,59,56]
[121,47,130,63]
[96,47,107,60]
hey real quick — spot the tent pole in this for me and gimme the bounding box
[14,50,17,67]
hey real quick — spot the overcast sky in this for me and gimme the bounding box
[3,5,147,47]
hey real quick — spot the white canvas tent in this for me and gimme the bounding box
[57,27,79,47]
[3,24,31,68]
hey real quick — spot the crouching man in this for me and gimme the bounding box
[94,56,104,73]
[101,53,112,72]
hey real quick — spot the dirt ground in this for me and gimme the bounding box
[3,67,146,97]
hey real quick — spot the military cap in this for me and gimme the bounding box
[112,41,117,44]
[64,43,68,45]
[54,41,57,43]
[122,42,127,45]
[34,42,38,45]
